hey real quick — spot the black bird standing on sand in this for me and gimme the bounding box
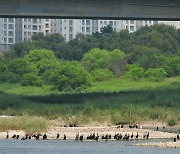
[63,134,66,140]
[56,133,60,139]
[6,132,9,139]
[16,135,19,139]
[80,135,83,141]
[135,132,139,139]
[177,134,179,140]
[43,133,47,140]
[131,132,133,139]
[12,134,16,139]
[75,133,79,141]
[94,133,99,141]
[146,132,149,139]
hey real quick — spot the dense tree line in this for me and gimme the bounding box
[0,24,180,91]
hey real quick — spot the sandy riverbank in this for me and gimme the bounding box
[0,125,178,140]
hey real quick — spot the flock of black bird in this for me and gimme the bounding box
[4,124,180,142]
[5,131,179,142]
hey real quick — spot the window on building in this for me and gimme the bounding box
[82,27,85,33]
[130,26,134,31]
[4,37,7,43]
[69,27,73,32]
[28,25,31,29]
[4,18,7,22]
[100,21,103,25]
[33,25,38,30]
[109,21,113,26]
[8,31,14,36]
[4,31,7,35]
[24,18,27,22]
[104,21,107,24]
[8,18,14,23]
[4,24,7,29]
[8,24,13,29]
[130,20,134,24]
[46,19,49,22]
[86,20,90,25]
[86,27,90,33]
[45,24,49,28]
[82,20,85,25]
[33,19,37,24]
[8,38,14,43]
[69,20,73,25]
[69,34,73,40]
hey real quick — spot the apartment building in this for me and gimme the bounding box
[0,18,159,52]
[0,18,52,52]
[0,18,16,51]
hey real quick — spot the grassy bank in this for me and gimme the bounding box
[0,77,180,126]
[0,116,49,133]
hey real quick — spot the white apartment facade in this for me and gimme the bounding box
[0,18,16,51]
[158,21,180,29]
[55,19,93,41]
[0,18,52,52]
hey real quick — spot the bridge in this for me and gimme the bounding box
[0,0,180,20]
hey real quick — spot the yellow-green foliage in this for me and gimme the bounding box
[0,116,49,133]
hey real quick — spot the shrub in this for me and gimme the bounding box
[167,118,176,126]
[91,69,114,82]
[50,61,93,91]
[123,65,144,81]
[144,68,167,81]
[82,48,111,71]
[21,73,43,87]
[0,72,21,83]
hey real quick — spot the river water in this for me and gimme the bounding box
[0,139,179,154]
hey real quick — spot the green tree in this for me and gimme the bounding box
[100,25,113,36]
[49,61,93,91]
[110,49,126,77]
[25,49,58,75]
[68,33,98,60]
[21,73,44,87]
[124,65,144,81]
[7,58,38,76]
[144,68,167,81]
[82,48,111,71]
[91,69,114,82]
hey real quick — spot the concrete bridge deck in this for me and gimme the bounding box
[0,0,180,20]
